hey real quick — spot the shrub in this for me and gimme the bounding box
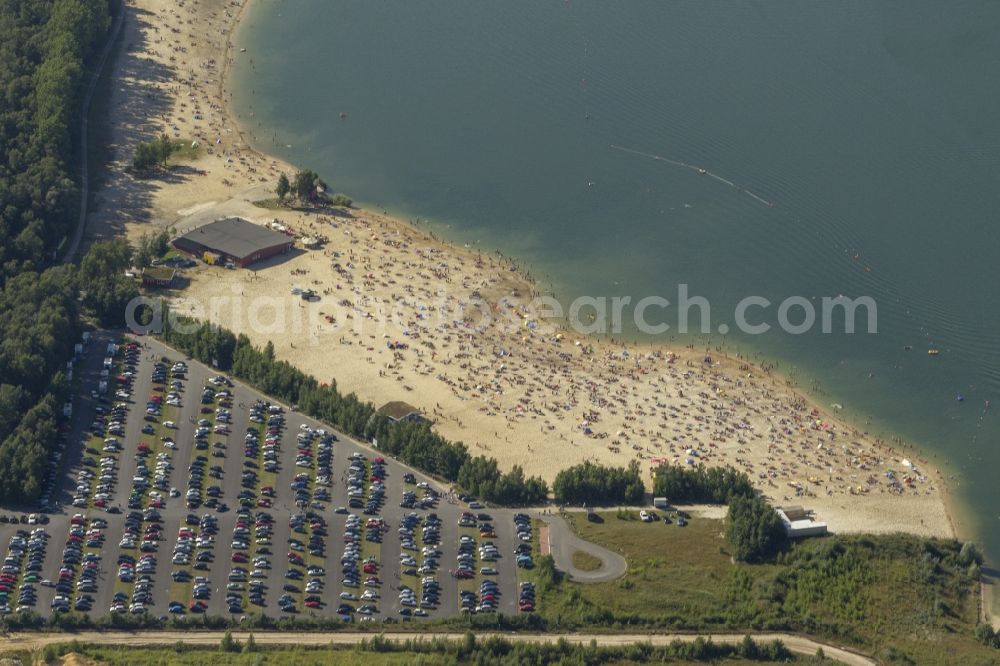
[959,541,983,567]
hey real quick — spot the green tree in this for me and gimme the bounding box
[553,460,644,505]
[134,237,153,269]
[0,0,110,504]
[133,141,158,172]
[975,622,997,647]
[219,628,240,652]
[157,133,173,166]
[959,541,983,567]
[132,135,177,172]
[652,463,755,503]
[80,238,139,325]
[725,495,787,562]
[134,228,172,268]
[276,172,290,202]
[292,169,327,201]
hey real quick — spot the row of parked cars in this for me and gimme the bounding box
[513,513,535,571]
[402,476,441,510]
[249,401,283,477]
[336,506,381,619]
[115,507,163,614]
[167,513,219,615]
[397,578,433,618]
[0,528,48,614]
[281,511,330,614]
[72,342,139,509]
[462,577,503,614]
[229,510,273,611]
[52,515,103,613]
[75,438,119,510]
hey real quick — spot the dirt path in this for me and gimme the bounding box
[0,630,874,665]
[63,1,126,263]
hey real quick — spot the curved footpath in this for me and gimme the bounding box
[536,513,628,583]
[0,630,875,665]
[62,1,126,264]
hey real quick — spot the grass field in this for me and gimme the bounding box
[48,647,440,666]
[571,549,603,572]
[30,636,804,666]
[45,650,798,666]
[167,139,203,164]
[533,511,995,665]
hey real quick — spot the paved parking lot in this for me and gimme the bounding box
[0,333,535,622]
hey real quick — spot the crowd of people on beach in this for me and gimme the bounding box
[104,0,945,536]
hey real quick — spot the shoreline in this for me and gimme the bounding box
[222,1,966,542]
[94,0,968,550]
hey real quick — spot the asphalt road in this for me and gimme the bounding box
[537,514,628,582]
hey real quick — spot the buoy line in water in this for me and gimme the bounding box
[610,143,777,208]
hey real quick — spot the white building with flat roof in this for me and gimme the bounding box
[777,508,828,538]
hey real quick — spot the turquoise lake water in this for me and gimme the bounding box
[233,1,1000,554]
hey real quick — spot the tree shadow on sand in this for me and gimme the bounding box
[86,5,211,246]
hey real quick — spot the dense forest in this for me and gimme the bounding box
[157,310,549,506]
[0,0,112,502]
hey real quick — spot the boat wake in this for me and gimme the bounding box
[609,143,777,208]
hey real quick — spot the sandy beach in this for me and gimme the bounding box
[88,0,959,540]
